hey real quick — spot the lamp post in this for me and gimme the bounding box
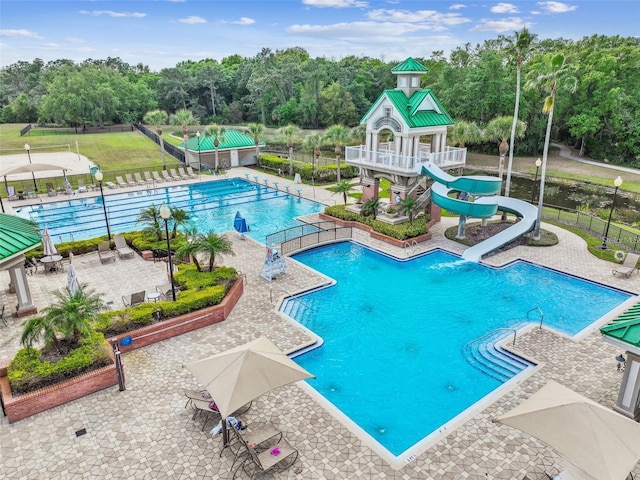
[530,157,542,204]
[159,204,177,301]
[196,131,202,173]
[24,143,38,192]
[600,176,623,250]
[94,171,112,241]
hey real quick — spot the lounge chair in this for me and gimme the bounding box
[7,186,18,200]
[115,176,128,188]
[152,171,165,183]
[156,282,178,300]
[114,234,135,259]
[134,172,147,186]
[77,179,88,193]
[143,171,155,185]
[186,166,199,179]
[122,290,146,308]
[124,173,137,187]
[177,167,191,180]
[162,170,174,182]
[613,253,640,278]
[169,168,182,181]
[97,241,117,264]
[190,398,223,431]
[230,421,298,479]
[0,304,7,327]
[228,422,283,470]
[105,181,118,189]
[46,183,58,196]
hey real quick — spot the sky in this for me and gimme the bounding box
[1,0,638,71]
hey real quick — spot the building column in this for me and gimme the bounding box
[614,351,640,420]
[11,263,37,317]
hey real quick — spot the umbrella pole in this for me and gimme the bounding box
[219,417,230,456]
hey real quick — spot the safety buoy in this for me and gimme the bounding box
[614,250,626,262]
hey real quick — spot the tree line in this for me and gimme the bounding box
[1,34,638,166]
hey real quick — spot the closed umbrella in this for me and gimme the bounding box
[41,226,57,256]
[495,380,640,480]
[233,211,249,239]
[67,264,81,296]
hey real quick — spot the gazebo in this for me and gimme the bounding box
[180,130,263,171]
[0,213,41,317]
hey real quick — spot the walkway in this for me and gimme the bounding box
[553,142,640,177]
[1,168,639,480]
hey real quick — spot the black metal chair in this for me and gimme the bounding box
[0,304,7,327]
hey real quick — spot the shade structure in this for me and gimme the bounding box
[185,337,314,419]
[66,264,81,296]
[495,380,640,480]
[0,163,70,176]
[41,226,57,256]
[233,211,249,235]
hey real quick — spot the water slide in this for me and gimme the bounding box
[420,162,538,262]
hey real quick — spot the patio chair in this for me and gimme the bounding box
[46,183,58,196]
[162,170,174,182]
[143,171,155,185]
[169,168,183,181]
[114,234,135,259]
[124,173,137,187]
[613,253,640,278]
[97,241,117,264]
[105,180,118,189]
[115,176,128,188]
[25,258,40,275]
[122,290,146,308]
[134,172,147,186]
[0,304,7,327]
[227,422,283,471]
[7,186,18,200]
[156,282,178,300]
[186,166,199,178]
[230,421,298,480]
[152,171,165,183]
[77,179,88,193]
[177,167,191,180]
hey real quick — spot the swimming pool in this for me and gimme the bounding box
[286,242,632,458]
[17,179,323,243]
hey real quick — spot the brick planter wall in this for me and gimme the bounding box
[319,213,433,248]
[0,276,243,423]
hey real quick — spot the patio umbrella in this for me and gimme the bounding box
[67,264,81,296]
[233,211,249,239]
[495,380,640,480]
[41,226,57,256]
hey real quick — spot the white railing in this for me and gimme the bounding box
[345,144,466,174]
[429,147,467,168]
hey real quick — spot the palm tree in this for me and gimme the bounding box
[398,196,418,224]
[485,116,527,185]
[360,198,380,220]
[169,207,190,239]
[448,120,482,148]
[21,287,107,354]
[279,124,299,176]
[143,109,169,170]
[331,180,355,205]
[504,27,535,198]
[246,123,265,166]
[170,109,198,167]
[324,124,351,182]
[525,53,578,238]
[206,124,227,172]
[303,133,323,180]
[175,230,235,272]
[137,205,163,240]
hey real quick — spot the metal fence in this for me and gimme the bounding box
[20,124,32,136]
[279,226,353,255]
[24,125,136,136]
[134,123,185,163]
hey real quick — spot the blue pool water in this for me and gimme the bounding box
[288,242,632,456]
[17,179,323,243]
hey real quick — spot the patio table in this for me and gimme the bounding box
[40,255,63,273]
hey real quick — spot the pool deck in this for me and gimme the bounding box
[1,168,639,480]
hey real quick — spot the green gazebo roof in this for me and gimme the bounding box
[0,213,41,262]
[181,130,261,152]
[391,57,428,73]
[360,88,454,128]
[601,302,640,348]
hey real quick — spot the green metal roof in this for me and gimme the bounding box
[180,130,261,152]
[0,213,41,262]
[391,57,428,73]
[360,88,454,128]
[601,302,640,348]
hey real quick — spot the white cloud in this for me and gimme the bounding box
[233,17,256,25]
[367,9,471,26]
[42,43,59,49]
[289,21,448,37]
[449,4,466,10]
[302,0,368,8]
[79,10,146,18]
[0,29,44,40]
[65,37,86,44]
[179,16,206,24]
[537,1,577,13]
[470,17,531,32]
[491,3,519,14]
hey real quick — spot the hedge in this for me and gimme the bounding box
[324,205,429,240]
[258,154,359,182]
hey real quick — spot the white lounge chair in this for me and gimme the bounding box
[97,241,117,264]
[162,170,174,182]
[134,172,147,186]
[114,234,135,259]
[186,166,199,179]
[152,171,165,183]
[177,167,191,180]
[124,173,137,187]
[613,253,639,278]
[143,171,155,185]
[169,168,182,181]
[115,176,128,188]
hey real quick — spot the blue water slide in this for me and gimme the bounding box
[419,162,538,262]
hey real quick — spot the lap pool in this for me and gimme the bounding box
[286,242,633,458]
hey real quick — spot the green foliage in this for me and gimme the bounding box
[324,205,429,240]
[174,263,237,290]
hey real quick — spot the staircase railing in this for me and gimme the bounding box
[467,327,518,348]
[527,306,544,329]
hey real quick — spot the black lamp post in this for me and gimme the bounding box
[196,131,202,173]
[600,175,623,250]
[530,157,542,204]
[24,143,38,192]
[159,204,177,301]
[94,171,112,241]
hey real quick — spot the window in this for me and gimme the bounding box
[411,76,420,87]
[399,77,408,87]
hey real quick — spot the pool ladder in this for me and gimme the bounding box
[404,240,420,256]
[527,306,544,329]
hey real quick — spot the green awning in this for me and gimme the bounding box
[0,213,42,262]
[601,302,640,348]
[180,130,263,152]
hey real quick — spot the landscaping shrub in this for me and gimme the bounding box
[324,205,429,240]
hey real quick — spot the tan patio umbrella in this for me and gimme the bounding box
[495,380,640,480]
[41,226,57,256]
